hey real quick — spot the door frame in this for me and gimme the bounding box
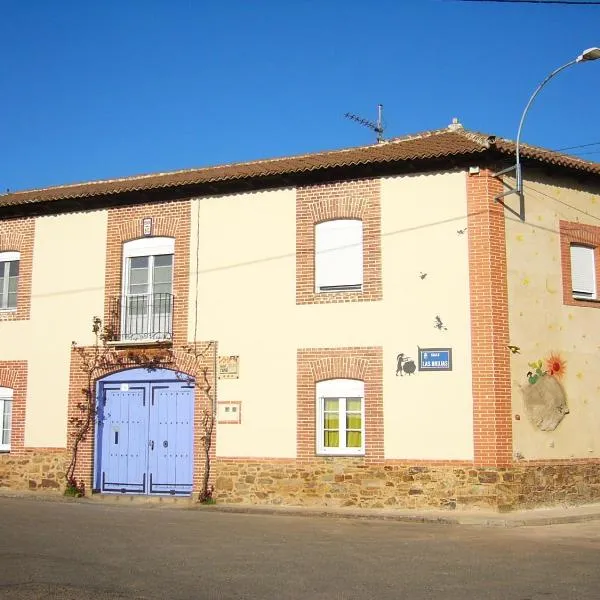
[94,366,195,495]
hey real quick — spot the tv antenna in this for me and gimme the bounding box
[344,104,385,142]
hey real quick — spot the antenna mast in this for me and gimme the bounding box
[344,104,385,142]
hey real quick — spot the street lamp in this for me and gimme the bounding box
[496,47,600,216]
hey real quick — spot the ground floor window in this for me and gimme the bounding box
[316,379,364,455]
[0,387,13,452]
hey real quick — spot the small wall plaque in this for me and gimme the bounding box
[418,347,452,372]
[217,401,242,424]
[218,355,239,379]
[142,217,153,237]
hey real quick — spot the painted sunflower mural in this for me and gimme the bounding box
[523,352,569,432]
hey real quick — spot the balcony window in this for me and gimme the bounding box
[115,238,175,341]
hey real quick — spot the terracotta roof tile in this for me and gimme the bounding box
[1,126,598,208]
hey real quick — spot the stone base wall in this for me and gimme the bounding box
[3,454,598,511]
[214,459,600,512]
[499,463,600,511]
[0,450,69,493]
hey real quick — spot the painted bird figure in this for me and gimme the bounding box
[507,345,521,354]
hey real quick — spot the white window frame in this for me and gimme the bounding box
[123,237,175,297]
[121,237,175,341]
[570,244,596,300]
[0,386,13,452]
[315,219,363,293]
[316,378,365,456]
[0,251,20,312]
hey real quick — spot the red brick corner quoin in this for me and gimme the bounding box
[466,169,512,467]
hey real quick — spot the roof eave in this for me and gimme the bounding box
[0,150,493,218]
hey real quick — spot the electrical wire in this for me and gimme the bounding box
[446,1,600,5]
[556,141,600,151]
[570,150,600,156]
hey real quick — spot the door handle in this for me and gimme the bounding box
[149,440,154,451]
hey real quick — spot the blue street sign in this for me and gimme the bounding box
[418,348,452,372]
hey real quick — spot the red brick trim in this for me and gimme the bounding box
[67,344,217,495]
[104,201,191,344]
[466,170,512,467]
[296,179,382,304]
[0,361,27,455]
[559,220,600,309]
[297,347,383,462]
[0,218,34,321]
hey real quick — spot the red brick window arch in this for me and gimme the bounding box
[0,218,34,321]
[559,220,600,308]
[296,179,382,304]
[297,347,383,462]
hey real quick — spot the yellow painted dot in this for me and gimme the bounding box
[537,214,543,221]
[568,314,573,320]
[516,234,524,242]
[522,278,530,286]
[592,197,597,205]
[577,372,583,380]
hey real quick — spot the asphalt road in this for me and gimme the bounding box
[0,497,599,599]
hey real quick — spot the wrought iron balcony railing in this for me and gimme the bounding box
[107,293,174,342]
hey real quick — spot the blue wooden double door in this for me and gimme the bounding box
[95,368,194,496]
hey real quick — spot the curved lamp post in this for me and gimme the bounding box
[496,47,600,218]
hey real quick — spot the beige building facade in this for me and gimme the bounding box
[1,125,599,510]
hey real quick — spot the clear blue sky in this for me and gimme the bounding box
[1,0,599,192]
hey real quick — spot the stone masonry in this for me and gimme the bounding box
[213,459,600,512]
[0,450,69,493]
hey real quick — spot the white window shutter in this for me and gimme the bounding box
[570,245,596,298]
[315,219,363,291]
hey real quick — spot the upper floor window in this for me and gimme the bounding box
[120,238,174,341]
[0,252,19,311]
[570,244,596,300]
[0,386,12,452]
[315,219,363,293]
[316,378,365,456]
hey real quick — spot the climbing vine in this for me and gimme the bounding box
[66,317,216,503]
[180,342,216,504]
[66,317,175,496]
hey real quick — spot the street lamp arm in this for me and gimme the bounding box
[515,58,578,193]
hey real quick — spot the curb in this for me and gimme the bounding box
[207,503,600,528]
[2,490,600,528]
